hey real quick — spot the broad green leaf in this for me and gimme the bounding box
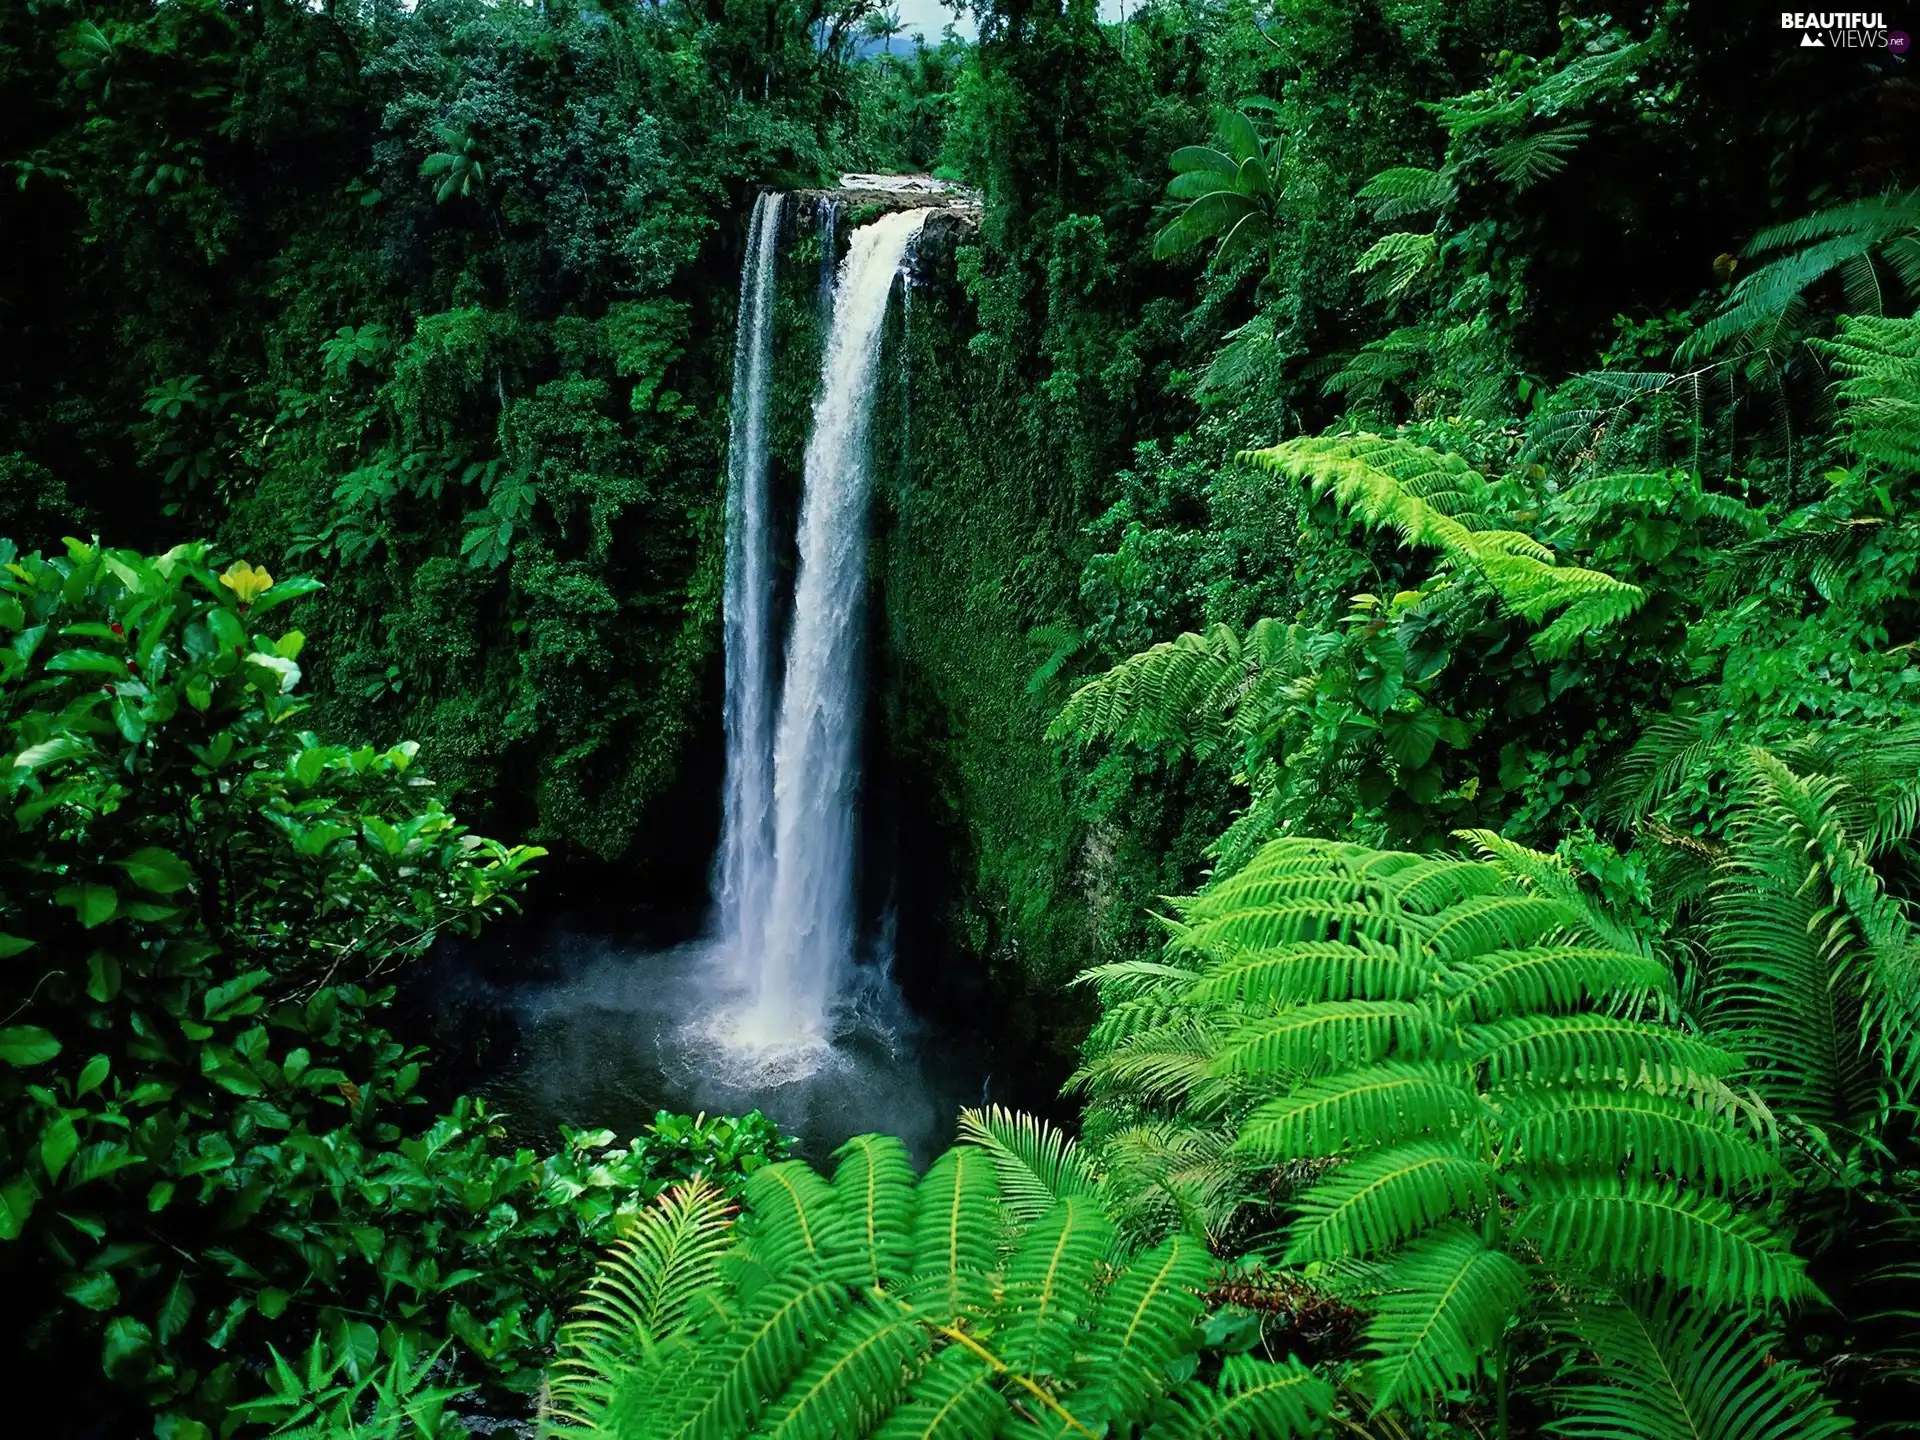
[76,1054,110,1096]
[45,648,126,676]
[157,1274,194,1343]
[0,1026,61,1066]
[56,883,117,928]
[1383,709,1442,768]
[0,1173,39,1239]
[41,1114,79,1180]
[0,933,33,958]
[10,736,85,771]
[249,576,323,615]
[245,653,300,694]
[86,951,121,1002]
[115,846,192,895]
[101,1315,155,1381]
[61,1270,120,1311]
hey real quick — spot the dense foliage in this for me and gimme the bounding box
[0,539,785,1431]
[5,0,1920,1436]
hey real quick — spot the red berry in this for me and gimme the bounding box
[109,622,124,637]
[125,661,138,675]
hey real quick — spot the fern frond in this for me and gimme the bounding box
[755,1307,928,1439]
[1151,1355,1335,1439]
[1212,1000,1438,1078]
[1284,1141,1496,1263]
[1240,432,1644,655]
[1547,1290,1850,1440]
[1516,1178,1817,1308]
[955,1106,1099,1225]
[1358,166,1458,222]
[546,1180,736,1430]
[1188,941,1434,1007]
[1487,123,1588,189]
[1502,1088,1779,1191]
[907,1148,1003,1322]
[1444,946,1668,1021]
[1075,1236,1211,1425]
[1472,1012,1739,1087]
[1233,1063,1481,1160]
[1680,189,1920,360]
[873,1347,1008,1438]
[831,1134,918,1287]
[1364,1223,1529,1409]
[997,1196,1115,1377]
[1354,231,1438,300]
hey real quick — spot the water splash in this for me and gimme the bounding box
[714,192,783,972]
[738,206,931,1049]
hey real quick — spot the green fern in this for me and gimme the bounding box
[1546,1290,1850,1439]
[1679,189,1920,362]
[1240,433,1645,658]
[547,1133,1331,1439]
[1080,839,1821,1424]
[1818,313,1920,474]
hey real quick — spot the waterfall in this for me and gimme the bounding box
[740,206,930,1047]
[715,192,784,968]
[816,197,840,322]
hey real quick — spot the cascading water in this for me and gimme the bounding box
[738,205,931,1049]
[714,192,784,972]
[440,195,984,1163]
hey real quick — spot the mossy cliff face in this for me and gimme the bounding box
[857,205,1213,1100]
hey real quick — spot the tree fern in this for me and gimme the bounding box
[1241,433,1645,658]
[1680,189,1920,362]
[1547,1290,1850,1440]
[1080,839,1821,1424]
[547,1135,1331,1438]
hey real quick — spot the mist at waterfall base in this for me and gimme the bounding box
[420,201,985,1165]
[427,917,986,1167]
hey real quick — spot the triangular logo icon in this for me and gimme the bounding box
[1801,32,1825,45]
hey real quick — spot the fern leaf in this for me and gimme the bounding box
[831,1133,919,1287]
[1075,1235,1212,1424]
[907,1149,1002,1323]
[1364,1223,1528,1410]
[1233,1063,1481,1160]
[998,1196,1115,1378]
[1211,1000,1437,1078]
[955,1106,1099,1225]
[1516,1178,1817,1308]
[1547,1290,1851,1440]
[759,1307,928,1439]
[1444,946,1669,1021]
[1284,1141,1495,1263]
[873,1347,1009,1438]
[1471,1012,1739,1087]
[1150,1355,1335,1439]
[1502,1088,1779,1192]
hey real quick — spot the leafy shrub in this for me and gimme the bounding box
[0,539,784,1432]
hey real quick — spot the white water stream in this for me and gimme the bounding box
[714,192,784,973]
[736,205,930,1050]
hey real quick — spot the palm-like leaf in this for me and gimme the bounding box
[1547,1291,1850,1439]
[1079,839,1820,1421]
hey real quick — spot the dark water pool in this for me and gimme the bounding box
[413,923,990,1166]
